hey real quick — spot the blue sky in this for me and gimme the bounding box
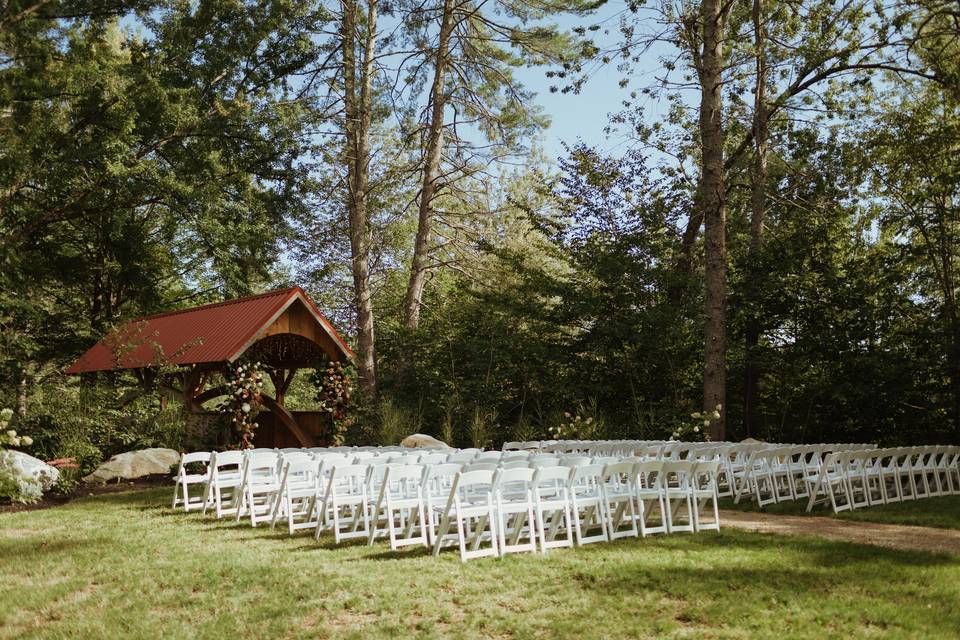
[514,60,632,161]
[510,9,678,164]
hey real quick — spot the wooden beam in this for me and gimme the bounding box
[192,385,231,407]
[268,368,299,405]
[260,394,315,447]
[268,369,285,404]
[280,368,298,397]
[157,384,186,404]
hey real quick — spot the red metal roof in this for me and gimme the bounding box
[65,287,354,374]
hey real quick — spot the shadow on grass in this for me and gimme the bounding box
[62,487,960,571]
[573,529,959,568]
[719,494,960,530]
[360,545,433,561]
[0,536,103,563]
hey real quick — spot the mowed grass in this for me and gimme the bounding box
[720,494,960,530]
[2,488,959,639]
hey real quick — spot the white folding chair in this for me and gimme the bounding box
[878,448,902,503]
[531,466,574,552]
[662,461,695,533]
[734,450,777,507]
[464,461,500,472]
[771,448,796,502]
[493,467,538,555]
[600,461,639,540]
[530,455,560,468]
[713,445,735,497]
[203,450,244,518]
[635,460,667,536]
[316,464,371,543]
[691,461,721,532]
[423,463,463,544]
[172,451,211,512]
[919,448,943,497]
[560,456,592,468]
[909,449,930,500]
[236,452,281,527]
[930,446,952,496]
[567,464,609,546]
[895,449,918,501]
[862,450,888,506]
[368,464,428,550]
[270,457,321,534]
[805,452,853,513]
[944,447,960,495]
[845,451,871,510]
[432,470,500,561]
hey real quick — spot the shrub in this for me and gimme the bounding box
[439,402,456,447]
[468,408,497,449]
[375,399,421,446]
[14,413,102,476]
[0,407,45,504]
[12,380,194,480]
[510,414,540,443]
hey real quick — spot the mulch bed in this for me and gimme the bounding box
[0,474,170,514]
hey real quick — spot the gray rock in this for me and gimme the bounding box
[400,434,452,450]
[83,447,180,484]
[2,450,59,491]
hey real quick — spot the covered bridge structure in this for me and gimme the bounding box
[66,287,354,447]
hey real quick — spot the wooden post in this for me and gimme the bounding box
[268,368,298,406]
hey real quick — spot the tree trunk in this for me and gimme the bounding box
[943,252,959,442]
[699,0,727,441]
[17,372,27,417]
[743,0,768,438]
[343,0,378,398]
[669,187,704,303]
[402,0,456,330]
[949,336,960,443]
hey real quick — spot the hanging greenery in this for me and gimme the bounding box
[310,359,353,445]
[219,361,265,449]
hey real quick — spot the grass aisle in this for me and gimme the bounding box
[2,488,959,639]
[719,495,960,530]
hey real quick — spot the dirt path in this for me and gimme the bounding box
[719,509,960,556]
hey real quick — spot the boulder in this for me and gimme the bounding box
[400,434,452,450]
[83,448,180,484]
[2,450,59,491]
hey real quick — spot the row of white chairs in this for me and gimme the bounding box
[502,439,887,506]
[801,446,960,513]
[172,447,724,561]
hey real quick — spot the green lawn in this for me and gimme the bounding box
[2,488,959,639]
[720,494,960,530]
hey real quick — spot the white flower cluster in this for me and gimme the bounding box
[670,404,721,441]
[0,408,43,504]
[0,409,33,448]
[221,362,266,447]
[550,411,597,440]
